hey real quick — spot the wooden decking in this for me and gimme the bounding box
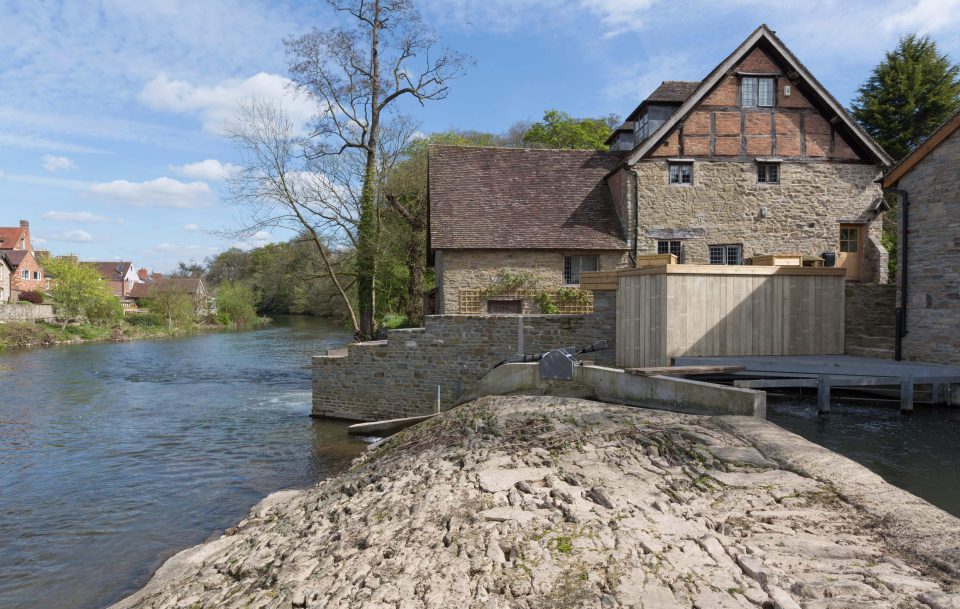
[672,355,960,413]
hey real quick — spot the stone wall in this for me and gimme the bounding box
[0,303,56,323]
[437,249,628,314]
[312,290,617,421]
[844,283,896,359]
[898,126,960,365]
[631,160,887,283]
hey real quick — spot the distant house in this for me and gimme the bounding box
[0,220,45,297]
[88,261,141,306]
[428,25,892,315]
[882,110,960,364]
[130,276,215,316]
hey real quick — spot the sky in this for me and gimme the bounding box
[0,0,958,273]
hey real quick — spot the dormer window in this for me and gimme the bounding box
[741,77,775,107]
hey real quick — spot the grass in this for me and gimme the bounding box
[381,313,410,330]
[0,318,241,351]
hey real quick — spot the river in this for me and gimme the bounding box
[0,317,367,609]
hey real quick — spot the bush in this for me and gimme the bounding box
[125,313,164,327]
[214,281,259,327]
[0,322,57,348]
[19,291,43,304]
[381,313,409,329]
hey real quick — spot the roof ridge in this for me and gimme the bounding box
[429,144,615,154]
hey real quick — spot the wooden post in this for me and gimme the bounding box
[901,375,914,413]
[817,375,831,414]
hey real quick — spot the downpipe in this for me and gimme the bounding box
[884,187,909,361]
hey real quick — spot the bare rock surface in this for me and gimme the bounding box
[109,396,960,609]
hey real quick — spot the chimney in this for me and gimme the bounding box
[19,220,28,229]
[138,268,149,281]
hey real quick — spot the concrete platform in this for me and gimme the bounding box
[672,355,960,411]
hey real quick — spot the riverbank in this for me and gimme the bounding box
[0,317,270,351]
[109,395,960,609]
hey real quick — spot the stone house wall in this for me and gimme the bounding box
[437,249,628,314]
[844,283,896,359]
[897,126,960,365]
[313,290,617,421]
[0,261,10,303]
[631,160,887,283]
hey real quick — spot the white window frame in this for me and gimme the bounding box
[21,269,29,279]
[668,162,693,185]
[741,76,775,107]
[709,244,743,265]
[33,271,41,280]
[563,255,599,285]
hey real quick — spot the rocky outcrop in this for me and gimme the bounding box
[111,396,960,609]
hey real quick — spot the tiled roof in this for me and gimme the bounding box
[129,277,205,299]
[88,261,133,281]
[3,250,29,268]
[645,81,701,104]
[0,227,25,250]
[428,146,627,251]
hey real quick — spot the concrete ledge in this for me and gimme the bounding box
[460,362,765,417]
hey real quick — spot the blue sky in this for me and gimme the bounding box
[0,0,957,272]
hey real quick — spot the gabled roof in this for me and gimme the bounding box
[3,250,30,268]
[625,25,893,166]
[428,145,628,251]
[624,81,701,122]
[883,110,960,187]
[88,261,133,281]
[129,277,205,299]
[0,227,25,250]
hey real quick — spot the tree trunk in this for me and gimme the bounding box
[356,0,381,339]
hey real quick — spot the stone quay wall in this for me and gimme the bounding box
[844,283,896,359]
[312,290,616,421]
[0,303,56,323]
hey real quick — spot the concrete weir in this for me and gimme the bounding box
[460,361,766,417]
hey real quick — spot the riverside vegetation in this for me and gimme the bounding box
[110,396,960,609]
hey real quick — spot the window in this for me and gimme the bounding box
[33,271,41,280]
[741,77,775,107]
[709,244,743,265]
[668,162,692,185]
[563,255,598,285]
[839,227,859,253]
[657,240,682,257]
[21,270,29,279]
[757,163,779,184]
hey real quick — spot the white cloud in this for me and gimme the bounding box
[883,0,960,34]
[603,51,704,107]
[41,154,77,172]
[152,242,218,253]
[139,72,317,134]
[579,0,659,37]
[184,223,201,231]
[42,210,109,222]
[231,230,273,250]
[172,159,238,181]
[87,177,214,208]
[0,134,106,154]
[50,229,94,242]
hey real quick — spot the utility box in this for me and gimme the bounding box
[539,349,579,380]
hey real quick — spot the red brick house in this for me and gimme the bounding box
[0,220,45,296]
[129,276,215,316]
[88,261,141,305]
[428,25,893,314]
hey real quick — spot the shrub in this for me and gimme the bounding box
[125,312,164,327]
[19,291,43,304]
[214,281,259,327]
[0,322,57,348]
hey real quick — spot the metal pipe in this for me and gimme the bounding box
[884,187,909,361]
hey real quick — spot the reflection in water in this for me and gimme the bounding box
[0,317,366,609]
[767,394,960,518]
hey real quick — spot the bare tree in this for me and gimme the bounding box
[286,0,468,338]
[226,99,361,333]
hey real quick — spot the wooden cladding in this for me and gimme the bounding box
[615,266,846,367]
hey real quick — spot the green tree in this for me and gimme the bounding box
[285,0,468,339]
[522,110,620,150]
[43,257,122,327]
[215,281,259,328]
[852,34,960,161]
[143,285,196,329]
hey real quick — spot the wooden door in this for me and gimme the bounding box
[487,299,522,314]
[838,224,862,281]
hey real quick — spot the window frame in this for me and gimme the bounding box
[740,76,776,108]
[657,240,683,258]
[756,162,780,184]
[33,271,41,280]
[668,162,693,185]
[709,244,743,265]
[563,254,599,285]
[839,227,860,253]
[21,269,29,279]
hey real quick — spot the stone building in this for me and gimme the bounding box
[0,254,11,303]
[428,25,893,314]
[429,146,629,314]
[883,111,960,365]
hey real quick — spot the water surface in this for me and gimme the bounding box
[0,317,366,609]
[767,394,960,518]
